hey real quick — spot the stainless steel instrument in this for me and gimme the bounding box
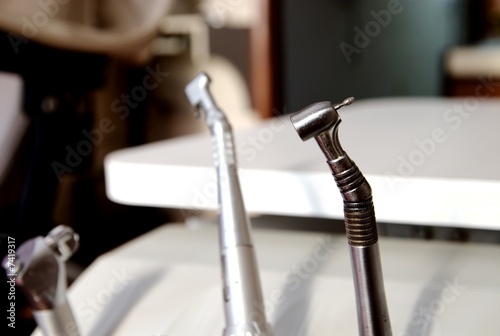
[290,99,392,336]
[2,225,81,336]
[185,72,274,336]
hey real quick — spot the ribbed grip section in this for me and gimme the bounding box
[344,199,378,246]
[211,122,236,167]
[333,165,365,195]
[330,160,378,247]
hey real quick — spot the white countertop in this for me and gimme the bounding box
[105,97,500,230]
[33,222,500,336]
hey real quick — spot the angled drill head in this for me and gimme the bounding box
[290,101,339,141]
[290,98,354,141]
[184,72,221,121]
[290,97,355,160]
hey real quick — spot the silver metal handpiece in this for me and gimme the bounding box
[290,99,392,336]
[2,225,80,336]
[185,72,274,336]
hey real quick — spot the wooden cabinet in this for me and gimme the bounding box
[445,77,500,97]
[444,46,500,98]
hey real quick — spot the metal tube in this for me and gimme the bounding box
[350,244,391,336]
[185,72,273,336]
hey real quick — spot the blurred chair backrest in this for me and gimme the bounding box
[0,0,176,64]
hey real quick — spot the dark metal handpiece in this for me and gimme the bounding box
[290,99,392,336]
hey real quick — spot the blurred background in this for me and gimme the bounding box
[0,0,499,333]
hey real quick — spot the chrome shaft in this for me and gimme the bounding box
[185,72,273,336]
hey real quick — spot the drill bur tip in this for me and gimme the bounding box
[334,96,355,110]
[344,97,355,106]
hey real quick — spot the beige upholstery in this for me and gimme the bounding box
[0,0,176,64]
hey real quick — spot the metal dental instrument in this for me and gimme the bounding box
[290,99,392,336]
[185,72,274,336]
[2,225,80,336]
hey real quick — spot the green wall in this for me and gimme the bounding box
[281,0,469,111]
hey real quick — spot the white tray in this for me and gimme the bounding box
[32,222,500,335]
[105,97,500,230]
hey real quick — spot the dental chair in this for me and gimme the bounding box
[0,1,175,333]
[0,0,176,240]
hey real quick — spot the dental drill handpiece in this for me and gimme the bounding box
[185,72,274,336]
[290,100,392,336]
[2,225,80,336]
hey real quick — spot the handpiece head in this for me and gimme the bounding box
[184,72,220,121]
[2,225,79,310]
[290,97,354,141]
[43,225,80,261]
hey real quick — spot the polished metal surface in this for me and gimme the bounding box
[2,225,80,336]
[185,72,273,336]
[290,99,392,336]
[350,245,391,336]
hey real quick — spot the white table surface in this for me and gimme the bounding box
[33,221,500,336]
[105,97,500,231]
